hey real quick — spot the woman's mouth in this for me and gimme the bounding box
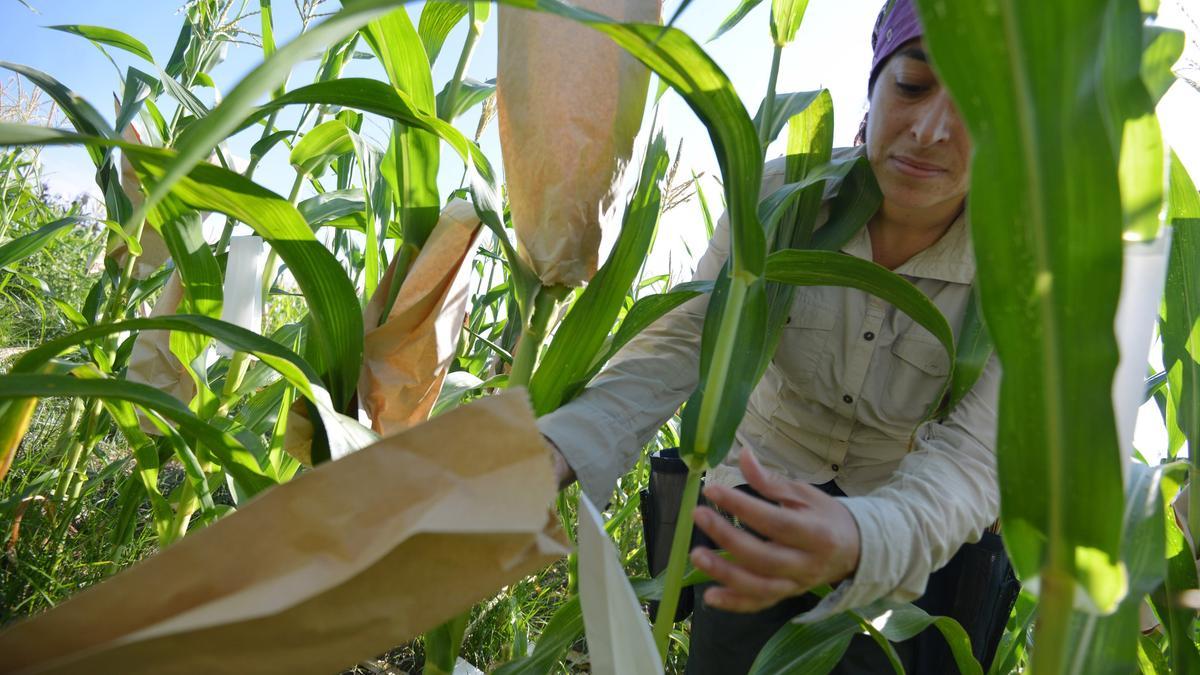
[890,155,946,178]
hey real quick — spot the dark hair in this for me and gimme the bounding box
[856,1,902,146]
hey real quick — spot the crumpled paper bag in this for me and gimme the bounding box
[360,198,482,435]
[0,390,567,675]
[125,270,196,432]
[497,0,660,287]
[109,121,173,279]
[285,198,482,465]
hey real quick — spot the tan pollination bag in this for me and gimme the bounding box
[497,0,660,287]
[360,198,483,436]
[0,391,567,675]
[284,198,483,465]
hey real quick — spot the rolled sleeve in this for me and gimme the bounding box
[536,161,787,505]
[535,164,772,504]
[798,355,1002,621]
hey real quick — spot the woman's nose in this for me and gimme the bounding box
[910,92,957,146]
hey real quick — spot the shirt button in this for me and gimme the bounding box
[863,331,875,341]
[842,394,853,404]
[832,463,840,472]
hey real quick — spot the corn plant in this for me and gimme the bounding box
[915,0,1198,672]
[1,0,1197,673]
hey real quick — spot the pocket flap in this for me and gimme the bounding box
[891,337,950,376]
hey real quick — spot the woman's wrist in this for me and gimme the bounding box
[542,435,576,490]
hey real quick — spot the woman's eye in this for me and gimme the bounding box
[896,81,929,96]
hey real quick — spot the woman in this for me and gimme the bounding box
[539,1,1002,672]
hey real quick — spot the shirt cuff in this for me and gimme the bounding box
[794,495,916,622]
[536,399,638,509]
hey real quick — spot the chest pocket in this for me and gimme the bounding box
[884,335,951,424]
[774,301,836,389]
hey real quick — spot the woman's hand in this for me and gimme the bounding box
[689,449,861,613]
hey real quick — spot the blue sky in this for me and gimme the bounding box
[7,1,1195,208]
[0,0,884,200]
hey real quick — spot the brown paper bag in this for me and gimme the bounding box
[360,198,483,435]
[284,199,483,465]
[0,390,567,674]
[497,0,660,287]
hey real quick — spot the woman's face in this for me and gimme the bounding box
[865,39,971,215]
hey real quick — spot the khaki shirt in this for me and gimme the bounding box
[538,151,1001,619]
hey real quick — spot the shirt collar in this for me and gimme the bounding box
[840,207,975,285]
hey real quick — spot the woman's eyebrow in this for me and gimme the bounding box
[898,47,928,63]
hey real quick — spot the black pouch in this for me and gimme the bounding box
[911,531,1021,673]
[639,448,703,622]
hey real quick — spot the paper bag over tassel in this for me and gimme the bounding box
[108,121,173,279]
[497,0,660,287]
[125,271,196,426]
[284,199,482,465]
[0,390,567,675]
[360,198,483,435]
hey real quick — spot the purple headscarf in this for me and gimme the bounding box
[870,0,924,85]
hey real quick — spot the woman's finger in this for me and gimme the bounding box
[699,487,803,549]
[693,505,809,580]
[689,546,800,606]
[739,448,820,509]
[702,585,776,614]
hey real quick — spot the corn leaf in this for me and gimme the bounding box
[493,597,583,675]
[0,123,368,414]
[947,288,992,414]
[250,78,538,315]
[0,61,126,217]
[353,3,442,248]
[916,0,1130,658]
[0,374,274,495]
[131,149,362,409]
[1161,153,1200,516]
[418,1,469,65]
[1064,462,1185,674]
[866,605,981,675]
[529,132,669,415]
[298,190,367,228]
[808,157,881,252]
[435,77,495,122]
[48,24,155,64]
[1141,26,1185,102]
[496,566,712,675]
[94,394,175,541]
[751,90,821,151]
[559,280,715,405]
[1151,464,1200,672]
[763,249,955,383]
[0,217,85,269]
[290,118,356,177]
[0,61,114,142]
[679,270,767,468]
[757,91,833,382]
[139,0,410,230]
[577,495,663,674]
[769,0,809,47]
[747,613,858,674]
[710,0,764,42]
